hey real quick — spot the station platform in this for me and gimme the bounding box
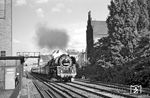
[17,75,41,98]
[0,89,13,98]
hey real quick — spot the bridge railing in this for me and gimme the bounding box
[16,52,40,58]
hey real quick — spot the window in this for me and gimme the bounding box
[0,0,5,19]
[1,51,6,56]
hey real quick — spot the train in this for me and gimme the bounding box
[31,50,77,82]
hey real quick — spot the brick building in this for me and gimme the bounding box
[0,0,12,56]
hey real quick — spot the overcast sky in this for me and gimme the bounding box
[12,0,111,55]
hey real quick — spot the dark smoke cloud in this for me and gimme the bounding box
[35,25,69,49]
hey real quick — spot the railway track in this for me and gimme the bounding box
[30,73,141,98]
[27,72,70,98]
[48,83,88,98]
[76,79,150,96]
[48,82,109,98]
[26,72,55,98]
[32,81,54,98]
[32,73,102,98]
[31,73,111,98]
[64,82,136,98]
[28,72,150,98]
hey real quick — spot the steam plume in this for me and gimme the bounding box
[35,25,69,49]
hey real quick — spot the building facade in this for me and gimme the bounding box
[0,0,12,56]
[77,51,87,68]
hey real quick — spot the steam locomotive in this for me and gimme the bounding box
[31,50,77,82]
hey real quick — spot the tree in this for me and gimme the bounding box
[147,0,150,30]
[93,36,113,67]
[136,0,149,34]
[86,11,94,62]
[134,0,150,57]
[106,0,137,66]
[81,0,150,87]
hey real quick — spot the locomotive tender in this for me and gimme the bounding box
[31,50,77,82]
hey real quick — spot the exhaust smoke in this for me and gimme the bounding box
[35,25,69,49]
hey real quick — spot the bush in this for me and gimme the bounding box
[76,57,150,88]
[131,69,150,87]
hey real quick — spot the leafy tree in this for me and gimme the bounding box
[93,37,112,66]
[79,0,150,88]
[106,0,139,66]
[134,0,150,57]
[147,0,150,30]
[136,0,149,33]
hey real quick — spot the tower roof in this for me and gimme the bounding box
[91,21,108,42]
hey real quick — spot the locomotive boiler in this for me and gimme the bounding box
[31,50,77,82]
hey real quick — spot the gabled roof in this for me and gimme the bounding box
[91,21,108,42]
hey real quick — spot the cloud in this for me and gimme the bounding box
[66,23,86,51]
[66,9,72,13]
[35,0,49,4]
[51,8,61,12]
[13,39,21,44]
[15,0,27,6]
[51,3,65,12]
[51,3,73,13]
[36,8,45,18]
